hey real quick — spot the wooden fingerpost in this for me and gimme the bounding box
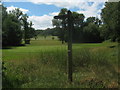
[67,10,73,83]
[54,10,73,83]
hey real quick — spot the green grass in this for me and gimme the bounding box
[2,37,119,88]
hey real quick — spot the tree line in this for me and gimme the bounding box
[2,2,120,47]
[50,2,120,43]
[2,5,36,47]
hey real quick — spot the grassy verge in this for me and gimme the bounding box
[2,39,119,88]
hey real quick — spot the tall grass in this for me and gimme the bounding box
[2,40,119,88]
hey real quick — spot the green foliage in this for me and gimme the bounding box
[51,3,120,43]
[2,5,35,46]
[52,19,62,28]
[72,12,85,27]
[52,8,103,43]
[21,14,36,44]
[101,2,120,42]
[2,38,119,88]
[86,17,102,26]
[2,7,23,46]
[83,23,103,43]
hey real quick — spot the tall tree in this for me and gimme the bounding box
[28,21,36,39]
[2,7,23,46]
[52,19,62,28]
[71,12,85,42]
[86,17,101,26]
[101,2,120,42]
[2,5,35,46]
[21,14,30,44]
[52,8,104,43]
[59,8,68,44]
[72,12,85,27]
[52,8,68,44]
[83,23,102,43]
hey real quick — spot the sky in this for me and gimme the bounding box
[2,0,108,30]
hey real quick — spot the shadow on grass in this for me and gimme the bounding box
[2,44,26,49]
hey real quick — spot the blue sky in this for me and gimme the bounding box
[4,2,61,16]
[4,2,81,16]
[3,1,106,30]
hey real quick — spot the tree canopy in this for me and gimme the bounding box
[2,5,36,47]
[52,8,103,43]
[2,2,120,47]
[51,2,120,43]
[101,2,120,42]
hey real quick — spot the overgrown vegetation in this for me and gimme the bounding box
[1,2,120,88]
[2,38,119,88]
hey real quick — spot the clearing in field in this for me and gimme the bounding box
[2,36,119,88]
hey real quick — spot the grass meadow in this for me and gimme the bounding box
[2,36,119,88]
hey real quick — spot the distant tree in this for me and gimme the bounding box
[21,14,29,44]
[86,17,102,26]
[83,23,102,43]
[72,12,85,42]
[52,19,62,28]
[72,12,85,27]
[99,24,110,41]
[21,15,36,44]
[52,8,86,43]
[28,21,36,39]
[52,8,68,44]
[51,8,105,43]
[58,8,68,44]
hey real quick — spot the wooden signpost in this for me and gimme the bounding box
[54,10,73,83]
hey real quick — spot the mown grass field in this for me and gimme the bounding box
[2,36,120,88]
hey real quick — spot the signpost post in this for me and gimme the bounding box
[67,10,73,82]
[54,10,73,83]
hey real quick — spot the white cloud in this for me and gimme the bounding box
[26,0,105,20]
[27,1,105,30]
[28,15,53,30]
[26,0,107,9]
[28,12,60,30]
[5,5,58,30]
[7,6,29,14]
[3,0,107,3]
[2,0,27,2]
[49,12,59,16]
[77,2,105,19]
[3,0,120,3]
[3,0,107,30]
